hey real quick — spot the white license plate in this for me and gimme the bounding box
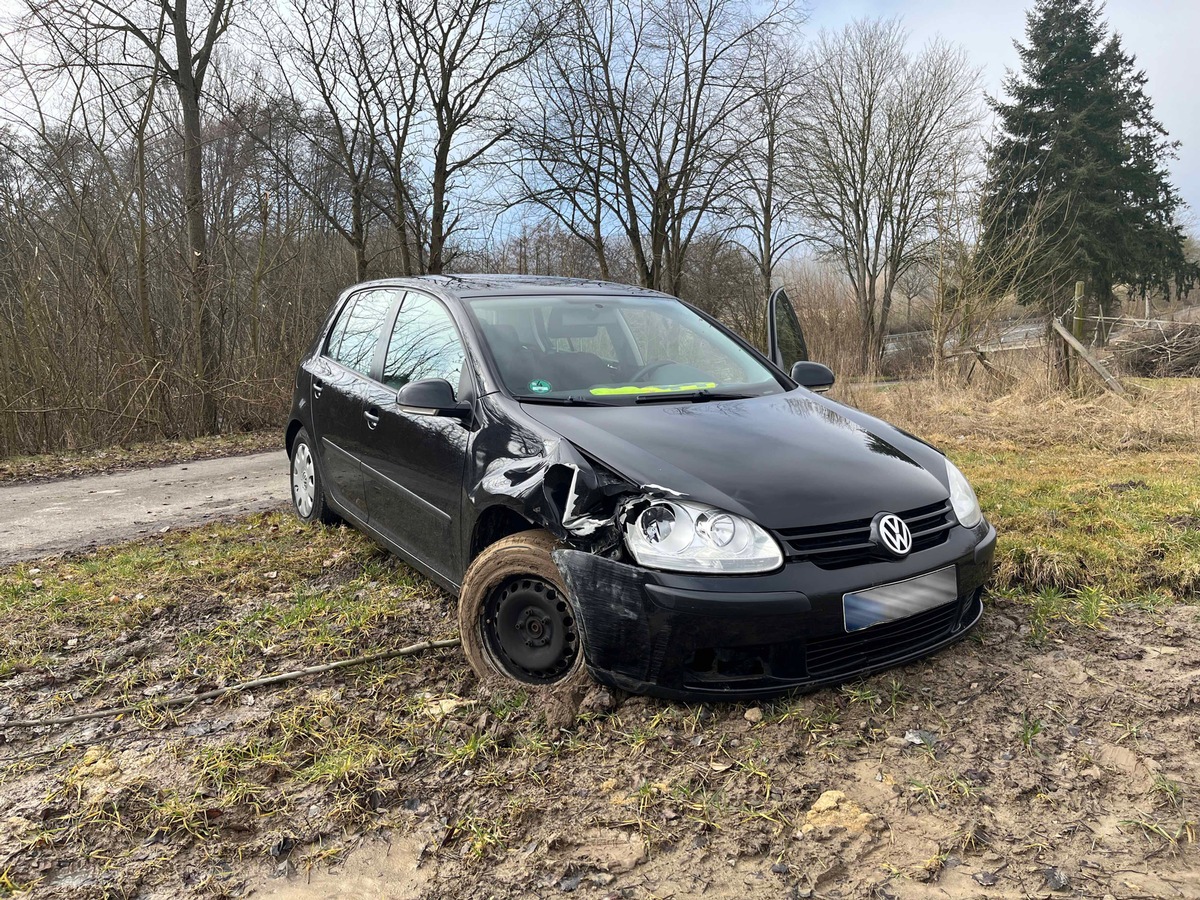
[842,566,958,632]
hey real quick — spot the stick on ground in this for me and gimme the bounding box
[3,637,462,730]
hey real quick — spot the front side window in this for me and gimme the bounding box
[326,290,395,376]
[468,294,783,404]
[382,293,468,395]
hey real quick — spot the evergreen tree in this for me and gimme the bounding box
[981,0,1196,324]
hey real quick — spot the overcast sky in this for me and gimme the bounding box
[807,0,1200,232]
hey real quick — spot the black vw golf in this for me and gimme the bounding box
[286,275,995,700]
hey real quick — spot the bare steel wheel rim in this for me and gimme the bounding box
[292,442,315,518]
[482,577,579,684]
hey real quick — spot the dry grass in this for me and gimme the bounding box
[844,369,1200,453]
[0,429,281,485]
[845,373,1200,621]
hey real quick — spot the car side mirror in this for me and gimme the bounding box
[395,378,470,418]
[791,361,835,393]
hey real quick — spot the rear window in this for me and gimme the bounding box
[325,290,395,376]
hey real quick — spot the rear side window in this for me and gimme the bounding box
[325,290,395,376]
[382,294,467,394]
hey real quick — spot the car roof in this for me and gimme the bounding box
[344,274,675,302]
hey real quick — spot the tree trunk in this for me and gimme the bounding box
[351,182,368,281]
[177,78,219,434]
[428,128,451,275]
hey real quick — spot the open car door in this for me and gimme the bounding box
[767,287,836,392]
[766,287,808,369]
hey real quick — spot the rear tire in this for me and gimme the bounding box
[289,428,339,525]
[458,529,590,693]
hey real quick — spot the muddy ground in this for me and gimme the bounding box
[0,518,1197,899]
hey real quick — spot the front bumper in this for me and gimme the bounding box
[553,520,996,701]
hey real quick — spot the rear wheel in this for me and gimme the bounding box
[459,529,590,691]
[289,428,338,525]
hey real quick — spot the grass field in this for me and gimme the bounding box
[1,380,1198,899]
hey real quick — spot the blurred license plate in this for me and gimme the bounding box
[843,567,957,632]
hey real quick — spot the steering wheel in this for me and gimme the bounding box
[630,360,678,382]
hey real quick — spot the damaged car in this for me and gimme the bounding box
[285,275,995,700]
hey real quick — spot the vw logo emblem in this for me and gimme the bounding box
[875,513,913,556]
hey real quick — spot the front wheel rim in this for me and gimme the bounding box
[482,577,579,684]
[292,442,315,518]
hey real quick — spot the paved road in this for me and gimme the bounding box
[0,451,290,564]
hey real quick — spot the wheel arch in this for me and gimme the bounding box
[285,419,304,457]
[469,504,537,564]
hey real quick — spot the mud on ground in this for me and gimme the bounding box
[0,517,1197,899]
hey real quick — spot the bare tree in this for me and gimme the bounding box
[793,18,980,368]
[17,0,234,431]
[926,159,1062,384]
[516,0,794,294]
[248,0,387,281]
[399,0,561,274]
[358,1,424,275]
[729,33,808,301]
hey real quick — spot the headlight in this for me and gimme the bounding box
[945,458,982,528]
[624,500,783,573]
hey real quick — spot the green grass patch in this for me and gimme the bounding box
[0,513,446,685]
[953,447,1200,603]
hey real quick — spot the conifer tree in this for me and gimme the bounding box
[981,0,1195,325]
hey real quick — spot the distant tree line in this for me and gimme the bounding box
[0,0,1191,455]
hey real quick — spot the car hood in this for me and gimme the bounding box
[520,391,950,530]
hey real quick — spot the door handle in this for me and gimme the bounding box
[363,409,381,429]
[312,377,324,399]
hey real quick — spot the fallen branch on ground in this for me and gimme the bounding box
[2,637,462,730]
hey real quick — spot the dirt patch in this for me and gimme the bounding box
[1108,479,1149,493]
[253,834,434,900]
[1166,515,1200,531]
[1,581,1198,898]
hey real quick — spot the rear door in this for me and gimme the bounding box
[359,292,472,580]
[766,287,809,370]
[309,288,400,519]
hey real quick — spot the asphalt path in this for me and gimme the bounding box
[0,451,289,564]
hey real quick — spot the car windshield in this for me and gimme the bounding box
[467,294,784,405]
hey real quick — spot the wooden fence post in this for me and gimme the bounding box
[1070,280,1085,391]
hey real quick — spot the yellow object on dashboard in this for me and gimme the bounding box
[590,382,718,396]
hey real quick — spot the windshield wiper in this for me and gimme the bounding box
[634,389,753,404]
[516,394,611,407]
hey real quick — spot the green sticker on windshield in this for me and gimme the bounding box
[529,379,552,394]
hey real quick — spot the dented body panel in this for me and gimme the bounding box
[464,393,634,558]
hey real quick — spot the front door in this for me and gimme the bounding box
[359,292,471,581]
[309,288,399,519]
[766,287,809,370]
